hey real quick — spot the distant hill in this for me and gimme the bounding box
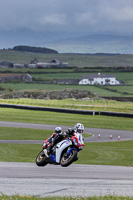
[1,29,133,54]
[45,34,133,54]
[13,45,58,54]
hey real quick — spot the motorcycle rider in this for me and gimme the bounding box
[44,126,65,157]
[64,123,84,161]
[67,123,84,136]
[44,123,84,157]
[67,123,84,149]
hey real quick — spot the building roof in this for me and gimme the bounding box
[82,73,116,79]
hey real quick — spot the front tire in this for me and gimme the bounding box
[60,149,77,167]
[36,150,48,167]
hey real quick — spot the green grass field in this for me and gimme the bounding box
[0,108,132,130]
[0,127,51,140]
[0,195,133,200]
[1,51,133,67]
[0,127,90,140]
[106,85,133,94]
[31,72,133,84]
[1,83,133,98]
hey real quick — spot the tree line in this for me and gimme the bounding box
[13,45,58,54]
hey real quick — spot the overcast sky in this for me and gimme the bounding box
[1,0,133,36]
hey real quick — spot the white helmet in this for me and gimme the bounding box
[55,127,62,134]
[74,123,84,134]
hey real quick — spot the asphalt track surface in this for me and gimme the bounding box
[1,162,133,197]
[0,121,133,197]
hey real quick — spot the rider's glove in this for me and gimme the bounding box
[66,128,74,135]
[62,132,67,137]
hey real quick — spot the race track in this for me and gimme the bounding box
[0,121,133,143]
[1,162,133,197]
[0,121,133,197]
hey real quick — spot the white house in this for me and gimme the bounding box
[79,73,120,85]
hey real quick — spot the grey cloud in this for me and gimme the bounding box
[0,0,133,34]
[39,13,66,25]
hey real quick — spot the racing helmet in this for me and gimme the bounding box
[74,123,84,134]
[55,127,62,134]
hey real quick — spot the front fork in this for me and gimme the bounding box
[67,147,77,155]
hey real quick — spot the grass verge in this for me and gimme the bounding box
[0,195,133,200]
[0,127,90,140]
[0,127,51,140]
[0,108,132,131]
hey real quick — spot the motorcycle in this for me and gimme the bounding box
[36,133,84,167]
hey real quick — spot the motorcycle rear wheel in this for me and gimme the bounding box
[36,150,48,167]
[60,149,77,167]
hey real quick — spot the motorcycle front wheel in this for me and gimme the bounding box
[36,150,48,167]
[60,149,77,167]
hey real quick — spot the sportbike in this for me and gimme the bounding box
[36,133,84,167]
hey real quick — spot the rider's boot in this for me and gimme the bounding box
[43,149,49,157]
[44,146,51,157]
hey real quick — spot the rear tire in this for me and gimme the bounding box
[36,150,48,167]
[60,149,77,167]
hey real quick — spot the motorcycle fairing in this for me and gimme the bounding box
[56,139,72,163]
[73,132,84,147]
